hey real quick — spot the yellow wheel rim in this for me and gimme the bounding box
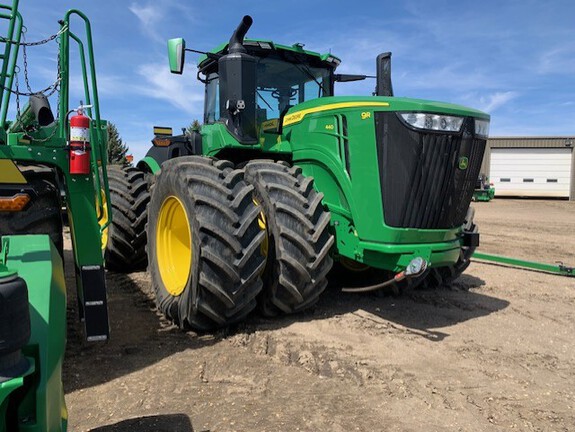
[156,196,192,296]
[253,198,269,259]
[97,189,109,251]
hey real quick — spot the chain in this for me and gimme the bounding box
[29,117,60,143]
[2,26,65,143]
[21,28,33,93]
[1,27,63,97]
[29,35,62,144]
[1,80,60,97]
[0,24,68,46]
[14,65,20,117]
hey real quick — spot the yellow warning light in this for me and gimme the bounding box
[0,193,31,212]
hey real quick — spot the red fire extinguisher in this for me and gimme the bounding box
[69,107,91,175]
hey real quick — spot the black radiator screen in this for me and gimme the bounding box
[375,112,486,229]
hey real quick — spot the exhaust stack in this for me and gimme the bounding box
[228,15,253,54]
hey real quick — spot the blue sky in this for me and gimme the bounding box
[8,0,575,161]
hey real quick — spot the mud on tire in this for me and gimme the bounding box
[105,165,150,272]
[244,160,334,316]
[147,156,266,331]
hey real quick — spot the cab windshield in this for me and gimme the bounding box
[204,54,332,124]
[255,57,332,122]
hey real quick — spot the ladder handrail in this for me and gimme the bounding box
[0,1,22,128]
[58,9,102,137]
[59,10,111,231]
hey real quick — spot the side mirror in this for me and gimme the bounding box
[168,38,186,74]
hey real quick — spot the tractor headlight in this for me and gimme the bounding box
[399,112,464,133]
[474,119,490,138]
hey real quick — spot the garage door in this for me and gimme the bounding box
[490,148,572,197]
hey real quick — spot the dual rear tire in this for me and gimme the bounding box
[146,157,334,331]
[244,160,334,316]
[147,157,266,330]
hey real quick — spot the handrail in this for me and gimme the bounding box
[59,9,111,232]
[0,1,22,128]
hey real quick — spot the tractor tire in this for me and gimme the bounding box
[244,160,334,316]
[105,165,150,272]
[0,165,63,257]
[147,156,266,331]
[418,207,478,290]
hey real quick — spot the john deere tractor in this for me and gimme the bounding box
[0,1,110,430]
[107,16,488,331]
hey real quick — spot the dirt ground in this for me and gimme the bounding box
[63,199,575,432]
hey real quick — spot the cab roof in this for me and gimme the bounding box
[197,38,341,69]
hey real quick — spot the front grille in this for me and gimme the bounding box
[375,112,486,229]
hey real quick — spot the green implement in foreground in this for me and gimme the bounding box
[0,2,109,339]
[105,15,490,331]
[0,236,67,432]
[0,1,110,430]
[473,251,574,277]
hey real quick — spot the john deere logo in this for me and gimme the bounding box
[458,156,469,170]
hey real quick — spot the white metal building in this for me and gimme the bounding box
[480,137,575,201]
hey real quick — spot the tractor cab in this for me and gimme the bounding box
[165,15,392,153]
[168,16,345,145]
[200,41,336,129]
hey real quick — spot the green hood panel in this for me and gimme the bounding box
[284,96,490,124]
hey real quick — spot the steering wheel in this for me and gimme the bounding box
[271,88,298,100]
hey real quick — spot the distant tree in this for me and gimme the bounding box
[185,119,201,136]
[107,122,129,165]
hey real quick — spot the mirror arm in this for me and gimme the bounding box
[185,48,222,61]
[334,74,376,83]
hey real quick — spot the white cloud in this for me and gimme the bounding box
[136,62,203,116]
[129,0,195,44]
[538,45,575,75]
[477,91,519,113]
[129,2,165,43]
[129,3,157,27]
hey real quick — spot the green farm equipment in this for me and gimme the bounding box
[107,16,489,331]
[472,173,495,202]
[0,1,110,430]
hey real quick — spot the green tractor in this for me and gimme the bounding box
[108,16,489,331]
[0,1,110,430]
[472,173,495,202]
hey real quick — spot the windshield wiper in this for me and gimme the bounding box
[257,90,274,111]
[293,62,324,98]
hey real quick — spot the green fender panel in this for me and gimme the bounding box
[1,235,67,432]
